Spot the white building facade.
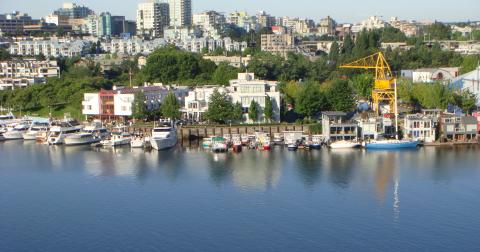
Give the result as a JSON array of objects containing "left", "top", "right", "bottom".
[{"left": 229, "top": 73, "right": 281, "bottom": 123}]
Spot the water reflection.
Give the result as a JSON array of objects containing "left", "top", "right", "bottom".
[{"left": 2, "top": 141, "right": 479, "bottom": 201}]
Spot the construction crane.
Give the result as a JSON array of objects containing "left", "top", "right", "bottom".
[{"left": 340, "top": 52, "right": 396, "bottom": 114}]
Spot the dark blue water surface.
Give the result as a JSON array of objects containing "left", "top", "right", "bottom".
[{"left": 1, "top": 141, "right": 480, "bottom": 251}]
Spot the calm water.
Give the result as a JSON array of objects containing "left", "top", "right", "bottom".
[{"left": 1, "top": 141, "right": 480, "bottom": 251}]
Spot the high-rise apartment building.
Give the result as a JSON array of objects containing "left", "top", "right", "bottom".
[
  {"left": 137, "top": 1, "right": 170, "bottom": 38},
  {"left": 168, "top": 0, "right": 192, "bottom": 27},
  {"left": 53, "top": 3, "right": 93, "bottom": 19}
]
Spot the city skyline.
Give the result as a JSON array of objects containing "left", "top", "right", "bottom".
[{"left": 1, "top": 0, "right": 479, "bottom": 23}]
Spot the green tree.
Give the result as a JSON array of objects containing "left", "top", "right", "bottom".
[
  {"left": 327, "top": 79, "right": 355, "bottom": 111},
  {"left": 233, "top": 102, "right": 243, "bottom": 122},
  {"left": 296, "top": 81, "right": 327, "bottom": 118},
  {"left": 132, "top": 92, "right": 147, "bottom": 120},
  {"left": 248, "top": 100, "right": 259, "bottom": 122},
  {"left": 212, "top": 62, "right": 239, "bottom": 85},
  {"left": 351, "top": 73, "right": 374, "bottom": 99},
  {"left": 342, "top": 35, "right": 354, "bottom": 55},
  {"left": 204, "top": 89, "right": 236, "bottom": 124},
  {"left": 161, "top": 91, "right": 181, "bottom": 120},
  {"left": 425, "top": 22, "right": 452, "bottom": 40},
  {"left": 264, "top": 96, "right": 273, "bottom": 122},
  {"left": 328, "top": 41, "right": 340, "bottom": 63},
  {"left": 454, "top": 91, "right": 477, "bottom": 114}
]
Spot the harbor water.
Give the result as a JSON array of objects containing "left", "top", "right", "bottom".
[{"left": 1, "top": 141, "right": 480, "bottom": 251}]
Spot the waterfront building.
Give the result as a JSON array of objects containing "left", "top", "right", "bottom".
[
  {"left": 322, "top": 112, "right": 358, "bottom": 142},
  {"left": 404, "top": 114, "right": 437, "bottom": 143},
  {"left": 137, "top": 1, "right": 170, "bottom": 38},
  {"left": 473, "top": 111, "right": 480, "bottom": 134},
  {"left": 450, "top": 66, "right": 480, "bottom": 106},
  {"left": 9, "top": 39, "right": 91, "bottom": 57},
  {"left": 357, "top": 117, "right": 382, "bottom": 140},
  {"left": 228, "top": 73, "right": 281, "bottom": 123},
  {"left": 0, "top": 59, "right": 60, "bottom": 90},
  {"left": 180, "top": 85, "right": 225, "bottom": 122},
  {"left": 168, "top": 0, "right": 192, "bottom": 28},
  {"left": 440, "top": 114, "right": 478, "bottom": 142},
  {"left": 82, "top": 85, "right": 189, "bottom": 120}
]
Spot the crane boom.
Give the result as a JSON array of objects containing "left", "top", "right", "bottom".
[
  {"left": 339, "top": 52, "right": 396, "bottom": 114},
  {"left": 340, "top": 52, "right": 395, "bottom": 90}
]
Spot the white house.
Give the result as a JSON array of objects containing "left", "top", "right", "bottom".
[
  {"left": 113, "top": 94, "right": 135, "bottom": 117},
  {"left": 181, "top": 85, "right": 226, "bottom": 122},
  {"left": 228, "top": 73, "right": 281, "bottom": 123},
  {"left": 404, "top": 114, "right": 436, "bottom": 143},
  {"left": 81, "top": 93, "right": 101, "bottom": 116}
]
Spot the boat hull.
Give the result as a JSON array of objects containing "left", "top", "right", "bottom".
[
  {"left": 64, "top": 137, "right": 101, "bottom": 146},
  {"left": 365, "top": 140, "right": 420, "bottom": 150},
  {"left": 150, "top": 137, "right": 176, "bottom": 151}
]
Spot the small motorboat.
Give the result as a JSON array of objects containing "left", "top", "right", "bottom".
[
  {"left": 232, "top": 140, "right": 242, "bottom": 153},
  {"left": 211, "top": 137, "right": 228, "bottom": 153}
]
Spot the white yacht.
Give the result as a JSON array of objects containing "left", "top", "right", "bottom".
[
  {"left": 100, "top": 126, "right": 131, "bottom": 147},
  {"left": 23, "top": 122, "right": 50, "bottom": 140},
  {"left": 47, "top": 120, "right": 84, "bottom": 145},
  {"left": 150, "top": 126, "right": 177, "bottom": 151},
  {"left": 3, "top": 123, "right": 30, "bottom": 140},
  {"left": 329, "top": 140, "right": 361, "bottom": 149},
  {"left": 64, "top": 121, "right": 109, "bottom": 146}
]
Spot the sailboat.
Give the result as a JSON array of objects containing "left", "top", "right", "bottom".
[{"left": 364, "top": 80, "right": 419, "bottom": 150}]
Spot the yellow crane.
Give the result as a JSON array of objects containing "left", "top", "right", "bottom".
[{"left": 340, "top": 52, "right": 396, "bottom": 114}]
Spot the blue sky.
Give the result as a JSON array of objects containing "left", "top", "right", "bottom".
[{"left": 1, "top": 0, "right": 479, "bottom": 23}]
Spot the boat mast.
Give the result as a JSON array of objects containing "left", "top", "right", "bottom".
[{"left": 394, "top": 79, "right": 399, "bottom": 140}]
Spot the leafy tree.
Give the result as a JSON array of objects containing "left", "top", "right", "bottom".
[
  {"left": 212, "top": 62, "right": 239, "bottom": 85},
  {"left": 233, "top": 102, "right": 244, "bottom": 122},
  {"left": 342, "top": 35, "right": 354, "bottom": 55},
  {"left": 380, "top": 27, "right": 407, "bottom": 42},
  {"left": 327, "top": 79, "right": 355, "bottom": 111},
  {"left": 295, "top": 81, "right": 328, "bottom": 118},
  {"left": 264, "top": 97, "right": 273, "bottom": 122},
  {"left": 161, "top": 91, "right": 181, "bottom": 120},
  {"left": 132, "top": 92, "right": 147, "bottom": 120},
  {"left": 351, "top": 73, "right": 374, "bottom": 99},
  {"left": 425, "top": 22, "right": 452, "bottom": 40},
  {"left": 248, "top": 100, "right": 259, "bottom": 122},
  {"left": 453, "top": 91, "right": 477, "bottom": 114},
  {"left": 204, "top": 89, "right": 236, "bottom": 124},
  {"left": 328, "top": 41, "right": 339, "bottom": 62}
]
